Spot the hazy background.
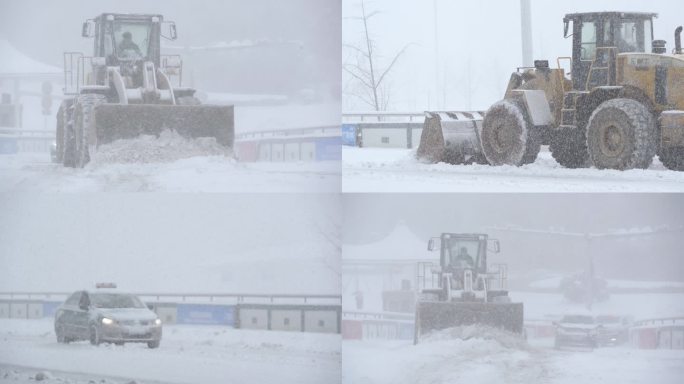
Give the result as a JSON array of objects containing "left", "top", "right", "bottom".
[
  {"left": 0, "top": 194, "right": 341, "bottom": 294},
  {"left": 343, "top": 0, "right": 683, "bottom": 111},
  {"left": 0, "top": 0, "right": 341, "bottom": 101},
  {"left": 343, "top": 194, "right": 684, "bottom": 281}
]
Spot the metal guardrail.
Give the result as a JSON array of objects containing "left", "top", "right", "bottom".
[
  {"left": 0, "top": 292, "right": 342, "bottom": 305},
  {"left": 235, "top": 125, "right": 340, "bottom": 141},
  {"left": 342, "top": 111, "right": 424, "bottom": 123},
  {"left": 633, "top": 316, "right": 684, "bottom": 327},
  {"left": 342, "top": 310, "right": 414, "bottom": 322}
]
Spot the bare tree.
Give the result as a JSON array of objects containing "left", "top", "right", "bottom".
[{"left": 344, "top": 0, "right": 411, "bottom": 111}]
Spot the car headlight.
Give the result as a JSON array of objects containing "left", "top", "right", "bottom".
[
  {"left": 154, "top": 318, "right": 162, "bottom": 326},
  {"left": 101, "top": 317, "right": 114, "bottom": 325}
]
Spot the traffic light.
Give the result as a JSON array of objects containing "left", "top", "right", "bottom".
[{"left": 41, "top": 81, "right": 53, "bottom": 116}]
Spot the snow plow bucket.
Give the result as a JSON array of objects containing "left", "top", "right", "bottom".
[
  {"left": 414, "top": 301, "right": 524, "bottom": 343},
  {"left": 416, "top": 111, "right": 485, "bottom": 164},
  {"left": 94, "top": 104, "right": 234, "bottom": 148}
]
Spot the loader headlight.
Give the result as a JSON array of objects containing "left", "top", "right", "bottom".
[
  {"left": 101, "top": 317, "right": 114, "bottom": 325},
  {"left": 154, "top": 318, "right": 162, "bottom": 326}
]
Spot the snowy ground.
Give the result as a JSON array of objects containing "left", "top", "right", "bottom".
[
  {"left": 0, "top": 153, "right": 340, "bottom": 193},
  {"left": 342, "top": 147, "right": 684, "bottom": 192},
  {"left": 343, "top": 334, "right": 684, "bottom": 384},
  {"left": 0, "top": 319, "right": 340, "bottom": 384}
]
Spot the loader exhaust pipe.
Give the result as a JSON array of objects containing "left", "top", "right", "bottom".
[{"left": 676, "top": 26, "right": 683, "bottom": 55}]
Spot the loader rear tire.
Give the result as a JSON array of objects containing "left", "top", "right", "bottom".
[
  {"left": 481, "top": 100, "right": 540, "bottom": 166},
  {"left": 658, "top": 148, "right": 684, "bottom": 171},
  {"left": 65, "top": 94, "right": 107, "bottom": 168},
  {"left": 549, "top": 126, "right": 591, "bottom": 168},
  {"left": 586, "top": 98, "right": 656, "bottom": 170}
]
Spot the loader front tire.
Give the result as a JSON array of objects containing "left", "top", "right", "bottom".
[
  {"left": 586, "top": 98, "right": 656, "bottom": 170},
  {"left": 481, "top": 100, "right": 540, "bottom": 166},
  {"left": 54, "top": 102, "right": 68, "bottom": 164},
  {"left": 66, "top": 94, "right": 107, "bottom": 168}
]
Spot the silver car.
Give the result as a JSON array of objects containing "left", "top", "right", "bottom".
[{"left": 54, "top": 290, "right": 162, "bottom": 348}]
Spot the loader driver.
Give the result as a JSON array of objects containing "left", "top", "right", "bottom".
[
  {"left": 118, "top": 31, "right": 142, "bottom": 58},
  {"left": 453, "top": 247, "right": 475, "bottom": 269},
  {"left": 446, "top": 246, "right": 475, "bottom": 289}
]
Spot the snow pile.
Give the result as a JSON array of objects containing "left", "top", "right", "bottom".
[
  {"left": 421, "top": 325, "right": 527, "bottom": 350},
  {"left": 91, "top": 130, "right": 233, "bottom": 165}
]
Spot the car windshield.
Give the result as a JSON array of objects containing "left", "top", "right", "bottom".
[
  {"left": 562, "top": 315, "right": 594, "bottom": 324},
  {"left": 90, "top": 293, "right": 145, "bottom": 309}
]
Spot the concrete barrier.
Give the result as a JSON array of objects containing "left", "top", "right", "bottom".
[{"left": 237, "top": 304, "right": 341, "bottom": 333}]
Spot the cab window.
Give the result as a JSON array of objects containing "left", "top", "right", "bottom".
[
  {"left": 617, "top": 19, "right": 652, "bottom": 53},
  {"left": 581, "top": 21, "right": 597, "bottom": 60}
]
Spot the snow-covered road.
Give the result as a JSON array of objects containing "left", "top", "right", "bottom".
[
  {"left": 343, "top": 336, "right": 684, "bottom": 384},
  {"left": 0, "top": 319, "right": 340, "bottom": 384},
  {"left": 342, "top": 147, "right": 684, "bottom": 192},
  {"left": 0, "top": 153, "right": 340, "bottom": 193}
]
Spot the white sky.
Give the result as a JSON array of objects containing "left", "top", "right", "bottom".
[{"left": 342, "top": 0, "right": 683, "bottom": 111}]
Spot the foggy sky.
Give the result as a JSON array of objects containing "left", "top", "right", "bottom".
[
  {"left": 0, "top": 194, "right": 341, "bottom": 293},
  {"left": 343, "top": 0, "right": 683, "bottom": 111},
  {"left": 343, "top": 194, "right": 684, "bottom": 280}
]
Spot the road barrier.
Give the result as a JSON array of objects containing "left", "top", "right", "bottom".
[
  {"left": 630, "top": 317, "right": 684, "bottom": 349},
  {"left": 235, "top": 125, "right": 341, "bottom": 162},
  {"left": 0, "top": 292, "right": 341, "bottom": 334}
]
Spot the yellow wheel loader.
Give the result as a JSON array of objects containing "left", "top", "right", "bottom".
[
  {"left": 54, "top": 13, "right": 234, "bottom": 167},
  {"left": 414, "top": 233, "right": 523, "bottom": 344},
  {"left": 419, "top": 12, "right": 684, "bottom": 171}
]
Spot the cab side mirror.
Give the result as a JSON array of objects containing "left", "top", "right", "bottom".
[
  {"left": 563, "top": 19, "right": 572, "bottom": 38},
  {"left": 162, "top": 22, "right": 177, "bottom": 40},
  {"left": 147, "top": 304, "right": 154, "bottom": 310},
  {"left": 82, "top": 20, "right": 94, "bottom": 38},
  {"left": 79, "top": 302, "right": 89, "bottom": 310},
  {"left": 428, "top": 238, "right": 440, "bottom": 251},
  {"left": 488, "top": 239, "right": 500, "bottom": 253},
  {"left": 170, "top": 24, "right": 177, "bottom": 40}
]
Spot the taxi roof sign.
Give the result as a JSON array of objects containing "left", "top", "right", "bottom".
[{"left": 95, "top": 283, "right": 117, "bottom": 289}]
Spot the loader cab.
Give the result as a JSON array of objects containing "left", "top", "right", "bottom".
[
  {"left": 437, "top": 233, "right": 490, "bottom": 275},
  {"left": 564, "top": 12, "right": 656, "bottom": 91},
  {"left": 87, "top": 13, "right": 176, "bottom": 68}
]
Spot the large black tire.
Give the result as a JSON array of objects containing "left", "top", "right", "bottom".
[
  {"left": 55, "top": 103, "right": 66, "bottom": 163},
  {"left": 549, "top": 125, "right": 591, "bottom": 168},
  {"left": 63, "top": 94, "right": 107, "bottom": 168},
  {"left": 147, "top": 340, "right": 160, "bottom": 349},
  {"left": 658, "top": 148, "right": 684, "bottom": 171},
  {"left": 481, "top": 100, "right": 540, "bottom": 166},
  {"left": 586, "top": 98, "right": 656, "bottom": 170}
]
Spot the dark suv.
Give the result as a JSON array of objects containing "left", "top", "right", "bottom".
[{"left": 54, "top": 289, "right": 162, "bottom": 348}]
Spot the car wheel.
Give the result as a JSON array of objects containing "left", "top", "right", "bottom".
[
  {"left": 89, "top": 325, "right": 101, "bottom": 346},
  {"left": 147, "top": 340, "right": 160, "bottom": 349},
  {"left": 55, "top": 325, "right": 68, "bottom": 343}
]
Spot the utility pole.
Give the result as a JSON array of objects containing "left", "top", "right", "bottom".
[
  {"left": 434, "top": 0, "right": 440, "bottom": 109},
  {"left": 520, "top": 0, "right": 533, "bottom": 67}
]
